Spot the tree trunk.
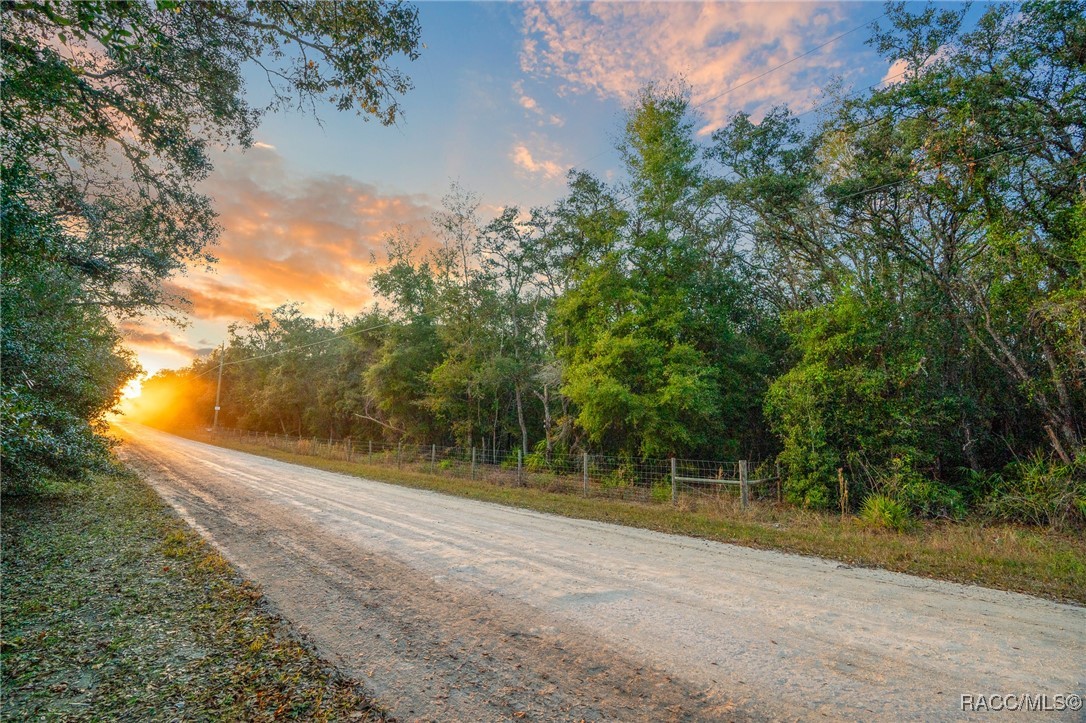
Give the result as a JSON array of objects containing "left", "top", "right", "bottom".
[
  {"left": 542, "top": 384, "right": 553, "bottom": 462},
  {"left": 953, "top": 282, "right": 1078, "bottom": 464},
  {"left": 514, "top": 384, "right": 528, "bottom": 457},
  {"left": 534, "top": 384, "right": 553, "bottom": 462}
]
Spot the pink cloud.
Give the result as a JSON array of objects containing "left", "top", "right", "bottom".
[
  {"left": 511, "top": 142, "right": 566, "bottom": 180},
  {"left": 520, "top": 2, "right": 871, "bottom": 134}
]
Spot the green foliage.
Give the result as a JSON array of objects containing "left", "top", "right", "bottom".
[
  {"left": 556, "top": 84, "right": 772, "bottom": 459},
  {"left": 524, "top": 451, "right": 549, "bottom": 473},
  {"left": 766, "top": 291, "right": 952, "bottom": 509},
  {"left": 600, "top": 465, "right": 635, "bottom": 490},
  {"left": 525, "top": 439, "right": 573, "bottom": 474},
  {"left": 872, "top": 456, "right": 967, "bottom": 520},
  {"left": 500, "top": 451, "right": 520, "bottom": 470},
  {"left": 650, "top": 480, "right": 672, "bottom": 503},
  {"left": 897, "top": 481, "right": 967, "bottom": 521},
  {"left": 983, "top": 454, "right": 1086, "bottom": 530},
  {"left": 1, "top": 248, "right": 138, "bottom": 492},
  {"left": 859, "top": 494, "right": 913, "bottom": 533}
]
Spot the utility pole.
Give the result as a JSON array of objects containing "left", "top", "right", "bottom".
[{"left": 212, "top": 342, "right": 224, "bottom": 431}]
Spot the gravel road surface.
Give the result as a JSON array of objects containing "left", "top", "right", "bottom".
[{"left": 118, "top": 425, "right": 1085, "bottom": 721}]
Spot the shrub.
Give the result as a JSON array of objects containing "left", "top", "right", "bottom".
[
  {"left": 650, "top": 479, "right": 672, "bottom": 503},
  {"left": 524, "top": 451, "right": 549, "bottom": 473},
  {"left": 878, "top": 456, "right": 967, "bottom": 520},
  {"left": 764, "top": 292, "right": 955, "bottom": 511},
  {"left": 983, "top": 453, "right": 1085, "bottom": 529},
  {"left": 899, "top": 479, "right": 967, "bottom": 520},
  {"left": 601, "top": 464, "right": 635, "bottom": 489},
  {"left": 859, "top": 494, "right": 912, "bottom": 532}
]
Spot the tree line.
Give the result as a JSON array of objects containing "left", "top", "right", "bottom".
[{"left": 140, "top": 2, "right": 1085, "bottom": 528}]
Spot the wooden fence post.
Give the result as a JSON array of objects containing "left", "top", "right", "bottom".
[
  {"left": 517, "top": 448, "right": 523, "bottom": 486},
  {"left": 739, "top": 460, "right": 749, "bottom": 509},
  {"left": 583, "top": 452, "right": 589, "bottom": 497},
  {"left": 430, "top": 444, "right": 436, "bottom": 473},
  {"left": 471, "top": 447, "right": 476, "bottom": 480}
]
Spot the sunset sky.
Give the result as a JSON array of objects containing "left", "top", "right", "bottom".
[{"left": 126, "top": 1, "right": 976, "bottom": 379}]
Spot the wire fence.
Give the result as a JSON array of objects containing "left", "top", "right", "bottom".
[{"left": 208, "top": 427, "right": 781, "bottom": 508}]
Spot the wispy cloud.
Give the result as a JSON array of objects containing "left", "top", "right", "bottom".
[
  {"left": 511, "top": 142, "right": 566, "bottom": 180},
  {"left": 120, "top": 322, "right": 212, "bottom": 358},
  {"left": 520, "top": 2, "right": 874, "bottom": 134},
  {"left": 513, "top": 80, "right": 565, "bottom": 127}
]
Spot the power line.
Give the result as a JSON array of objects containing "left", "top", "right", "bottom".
[
  {"left": 223, "top": 318, "right": 395, "bottom": 367},
  {"left": 790, "top": 67, "right": 909, "bottom": 124}
]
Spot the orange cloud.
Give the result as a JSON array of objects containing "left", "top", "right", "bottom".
[
  {"left": 161, "top": 279, "right": 262, "bottom": 322},
  {"left": 520, "top": 2, "right": 867, "bottom": 134},
  {"left": 174, "top": 145, "right": 435, "bottom": 323}
]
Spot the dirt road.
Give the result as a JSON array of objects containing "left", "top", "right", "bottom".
[{"left": 118, "top": 425, "right": 1085, "bottom": 721}]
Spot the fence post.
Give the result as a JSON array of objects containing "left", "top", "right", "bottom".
[
  {"left": 471, "top": 447, "right": 476, "bottom": 480},
  {"left": 739, "top": 460, "right": 749, "bottom": 509},
  {"left": 368, "top": 439, "right": 372, "bottom": 460},
  {"left": 517, "top": 448, "right": 523, "bottom": 485},
  {"left": 347, "top": 439, "right": 353, "bottom": 462},
  {"left": 583, "top": 452, "right": 589, "bottom": 497},
  {"left": 396, "top": 441, "right": 402, "bottom": 468},
  {"left": 430, "top": 444, "right": 436, "bottom": 473},
  {"left": 670, "top": 457, "right": 677, "bottom": 505},
  {"left": 776, "top": 461, "right": 782, "bottom": 503}
]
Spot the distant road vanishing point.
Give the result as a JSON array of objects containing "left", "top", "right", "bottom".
[{"left": 120, "top": 424, "right": 1086, "bottom": 722}]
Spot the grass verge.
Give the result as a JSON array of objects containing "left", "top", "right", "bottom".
[
  {"left": 190, "top": 432, "right": 1085, "bottom": 605},
  {"left": 1, "top": 470, "right": 385, "bottom": 722}
]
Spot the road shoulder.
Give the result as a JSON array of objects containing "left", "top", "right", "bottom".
[{"left": 1, "top": 469, "right": 385, "bottom": 721}]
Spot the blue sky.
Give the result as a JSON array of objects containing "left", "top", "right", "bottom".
[{"left": 126, "top": 1, "right": 977, "bottom": 381}]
